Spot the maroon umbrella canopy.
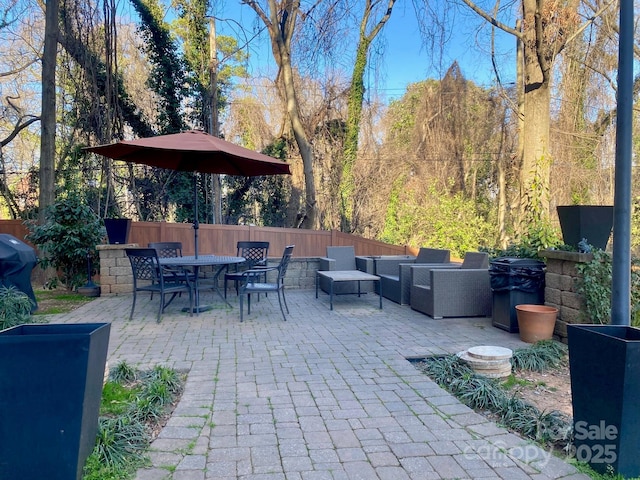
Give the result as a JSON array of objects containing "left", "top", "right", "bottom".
[
  {"left": 84, "top": 130, "right": 291, "bottom": 176},
  {"left": 85, "top": 130, "right": 290, "bottom": 256}
]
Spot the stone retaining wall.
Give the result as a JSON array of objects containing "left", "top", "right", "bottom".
[
  {"left": 539, "top": 249, "right": 593, "bottom": 343},
  {"left": 97, "top": 244, "right": 320, "bottom": 295}
]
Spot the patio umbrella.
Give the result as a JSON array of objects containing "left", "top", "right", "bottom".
[{"left": 85, "top": 130, "right": 291, "bottom": 257}]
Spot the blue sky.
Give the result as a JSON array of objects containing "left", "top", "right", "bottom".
[
  {"left": 213, "top": 1, "right": 517, "bottom": 102},
  {"left": 381, "top": 4, "right": 517, "bottom": 96}
]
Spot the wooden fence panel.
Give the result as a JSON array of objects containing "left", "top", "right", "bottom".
[
  {"left": 0, "top": 220, "right": 410, "bottom": 258},
  {"left": 0, "top": 220, "right": 32, "bottom": 247}
]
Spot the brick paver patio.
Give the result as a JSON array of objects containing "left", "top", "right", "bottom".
[{"left": 48, "top": 288, "right": 587, "bottom": 480}]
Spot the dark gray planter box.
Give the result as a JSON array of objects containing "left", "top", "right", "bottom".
[
  {"left": 557, "top": 205, "right": 613, "bottom": 251},
  {"left": 0, "top": 323, "right": 111, "bottom": 480},
  {"left": 104, "top": 218, "right": 131, "bottom": 244},
  {"left": 568, "top": 324, "right": 640, "bottom": 477}
]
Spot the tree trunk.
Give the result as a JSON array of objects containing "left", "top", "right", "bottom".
[
  {"left": 256, "top": 0, "right": 317, "bottom": 229},
  {"left": 340, "top": 39, "right": 369, "bottom": 232},
  {"left": 460, "top": 0, "right": 583, "bottom": 230},
  {"left": 278, "top": 52, "right": 317, "bottom": 228},
  {"left": 521, "top": 52, "right": 552, "bottom": 221},
  {"left": 340, "top": 0, "right": 395, "bottom": 233},
  {"left": 39, "top": 0, "right": 58, "bottom": 224}
]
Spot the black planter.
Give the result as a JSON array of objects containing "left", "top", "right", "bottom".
[
  {"left": 0, "top": 323, "right": 111, "bottom": 480},
  {"left": 557, "top": 205, "right": 613, "bottom": 251},
  {"left": 78, "top": 285, "right": 101, "bottom": 297},
  {"left": 104, "top": 218, "right": 131, "bottom": 244},
  {"left": 567, "top": 324, "right": 640, "bottom": 477}
]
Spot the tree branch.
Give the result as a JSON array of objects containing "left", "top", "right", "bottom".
[{"left": 460, "top": 0, "right": 522, "bottom": 38}]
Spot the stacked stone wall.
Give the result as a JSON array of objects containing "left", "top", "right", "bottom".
[
  {"left": 97, "top": 244, "right": 320, "bottom": 295},
  {"left": 540, "top": 250, "right": 594, "bottom": 343}
]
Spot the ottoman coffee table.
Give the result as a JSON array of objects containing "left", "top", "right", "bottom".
[{"left": 315, "top": 270, "right": 382, "bottom": 310}]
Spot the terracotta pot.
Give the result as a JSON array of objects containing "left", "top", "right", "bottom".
[{"left": 515, "top": 304, "right": 558, "bottom": 343}]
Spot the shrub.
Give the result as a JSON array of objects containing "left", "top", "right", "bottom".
[
  {"left": 511, "top": 339, "right": 567, "bottom": 372},
  {"left": 0, "top": 286, "right": 34, "bottom": 330},
  {"left": 25, "top": 194, "right": 105, "bottom": 290},
  {"left": 481, "top": 221, "right": 563, "bottom": 260},
  {"left": 576, "top": 249, "right": 640, "bottom": 326},
  {"left": 414, "top": 349, "right": 573, "bottom": 449},
  {"left": 380, "top": 182, "right": 495, "bottom": 258},
  {"left": 84, "top": 362, "right": 185, "bottom": 479}
]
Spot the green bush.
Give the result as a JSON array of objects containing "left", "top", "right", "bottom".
[
  {"left": 83, "top": 362, "right": 185, "bottom": 479},
  {"left": 481, "top": 220, "right": 563, "bottom": 260},
  {"left": 511, "top": 339, "right": 567, "bottom": 372},
  {"left": 380, "top": 182, "right": 495, "bottom": 258},
  {"left": 26, "top": 194, "right": 105, "bottom": 290},
  {"left": 576, "top": 249, "right": 640, "bottom": 326},
  {"left": 0, "top": 286, "right": 34, "bottom": 330}
]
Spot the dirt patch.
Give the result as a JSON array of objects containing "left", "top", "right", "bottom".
[
  {"left": 33, "top": 288, "right": 95, "bottom": 315},
  {"left": 510, "top": 359, "right": 573, "bottom": 417}
]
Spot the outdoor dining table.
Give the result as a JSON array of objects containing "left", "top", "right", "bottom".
[{"left": 160, "top": 255, "right": 245, "bottom": 312}]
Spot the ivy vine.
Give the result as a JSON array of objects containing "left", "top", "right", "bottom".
[{"left": 575, "top": 249, "right": 640, "bottom": 326}]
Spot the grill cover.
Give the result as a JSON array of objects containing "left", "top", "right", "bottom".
[{"left": 0, "top": 234, "right": 38, "bottom": 312}]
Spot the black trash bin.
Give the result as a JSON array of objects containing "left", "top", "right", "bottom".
[
  {"left": 489, "top": 257, "right": 546, "bottom": 332},
  {"left": 0, "top": 234, "right": 38, "bottom": 312}
]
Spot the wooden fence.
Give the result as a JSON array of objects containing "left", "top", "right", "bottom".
[{"left": 0, "top": 219, "right": 413, "bottom": 258}]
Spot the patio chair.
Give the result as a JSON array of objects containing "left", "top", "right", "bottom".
[
  {"left": 148, "top": 241, "right": 183, "bottom": 258},
  {"left": 410, "top": 251, "right": 491, "bottom": 319},
  {"left": 224, "top": 241, "right": 270, "bottom": 298},
  {"left": 238, "top": 245, "right": 294, "bottom": 321},
  {"left": 375, "top": 248, "right": 453, "bottom": 305},
  {"left": 318, "top": 246, "right": 375, "bottom": 295},
  {"left": 148, "top": 241, "right": 196, "bottom": 292},
  {"left": 126, "top": 248, "right": 194, "bottom": 323}
]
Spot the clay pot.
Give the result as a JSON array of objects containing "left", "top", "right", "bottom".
[{"left": 515, "top": 304, "right": 558, "bottom": 343}]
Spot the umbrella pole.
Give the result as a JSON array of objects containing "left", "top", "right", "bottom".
[{"left": 194, "top": 173, "right": 199, "bottom": 258}]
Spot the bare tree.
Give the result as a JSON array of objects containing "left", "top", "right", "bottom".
[
  {"left": 459, "top": 0, "right": 615, "bottom": 229},
  {"left": 241, "top": 0, "right": 318, "bottom": 229},
  {"left": 551, "top": 1, "right": 619, "bottom": 208}
]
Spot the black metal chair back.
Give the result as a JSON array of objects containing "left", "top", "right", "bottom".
[
  {"left": 237, "top": 241, "right": 269, "bottom": 268},
  {"left": 129, "top": 248, "right": 163, "bottom": 282},
  {"left": 225, "top": 241, "right": 270, "bottom": 297},
  {"left": 148, "top": 242, "right": 183, "bottom": 258},
  {"left": 273, "top": 245, "right": 294, "bottom": 286}
]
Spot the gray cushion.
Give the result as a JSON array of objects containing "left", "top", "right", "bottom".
[
  {"left": 415, "top": 248, "right": 450, "bottom": 264},
  {"left": 326, "top": 246, "right": 357, "bottom": 270},
  {"left": 461, "top": 252, "right": 489, "bottom": 269}
]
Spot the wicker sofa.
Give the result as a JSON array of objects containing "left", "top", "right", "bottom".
[
  {"left": 374, "top": 248, "right": 453, "bottom": 305},
  {"left": 410, "top": 252, "right": 491, "bottom": 319},
  {"left": 318, "top": 246, "right": 375, "bottom": 295}
]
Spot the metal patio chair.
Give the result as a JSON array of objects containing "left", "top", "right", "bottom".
[
  {"left": 238, "top": 245, "right": 294, "bottom": 322},
  {"left": 126, "top": 248, "right": 193, "bottom": 323},
  {"left": 224, "top": 241, "right": 270, "bottom": 298}
]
